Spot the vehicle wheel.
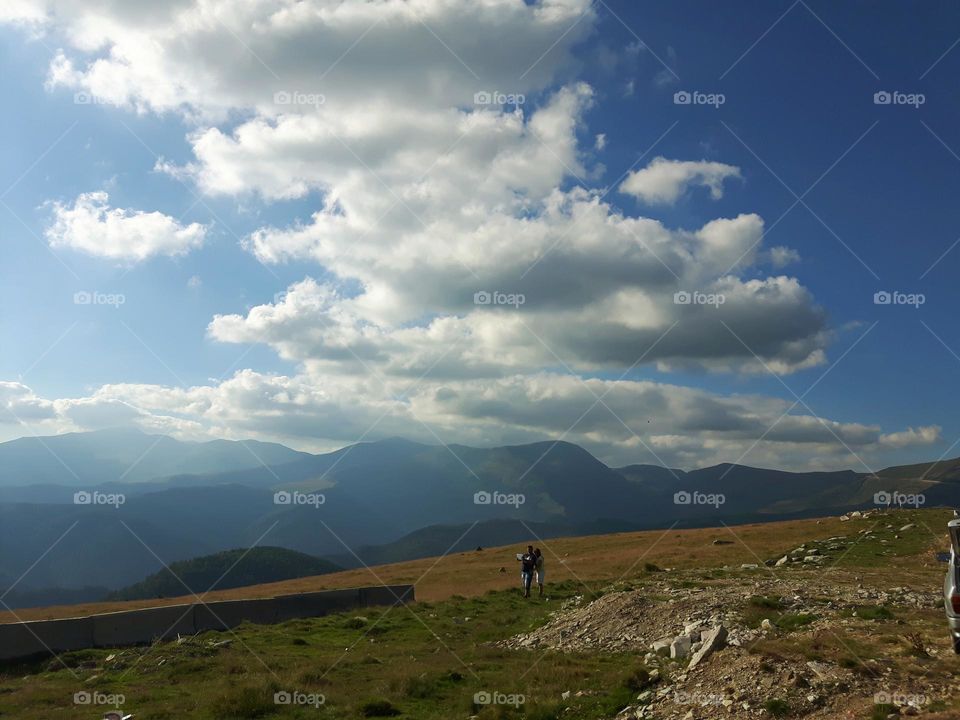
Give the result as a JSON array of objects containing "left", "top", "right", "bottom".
[{"left": 953, "top": 635, "right": 960, "bottom": 655}]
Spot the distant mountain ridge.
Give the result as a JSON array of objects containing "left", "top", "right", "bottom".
[
  {"left": 0, "top": 427, "right": 310, "bottom": 487},
  {"left": 1, "top": 428, "right": 958, "bottom": 605}
]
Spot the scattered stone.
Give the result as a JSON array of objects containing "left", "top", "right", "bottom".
[{"left": 806, "top": 661, "right": 834, "bottom": 681}]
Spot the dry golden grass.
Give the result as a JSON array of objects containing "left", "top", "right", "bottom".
[{"left": 1, "top": 512, "right": 907, "bottom": 623}]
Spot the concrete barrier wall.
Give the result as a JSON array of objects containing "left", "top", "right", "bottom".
[
  {"left": 0, "top": 585, "right": 413, "bottom": 662},
  {"left": 193, "top": 597, "right": 278, "bottom": 632},
  {"left": 274, "top": 589, "right": 361, "bottom": 622},
  {"left": 359, "top": 584, "right": 414, "bottom": 607},
  {"left": 0, "top": 617, "right": 93, "bottom": 660},
  {"left": 92, "top": 603, "right": 195, "bottom": 647}
]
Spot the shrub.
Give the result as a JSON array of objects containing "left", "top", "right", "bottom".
[
  {"left": 624, "top": 666, "right": 652, "bottom": 692},
  {"left": 775, "top": 613, "right": 816, "bottom": 632},
  {"left": 360, "top": 699, "right": 401, "bottom": 717},
  {"left": 763, "top": 698, "right": 791, "bottom": 717},
  {"left": 404, "top": 674, "right": 441, "bottom": 699}
]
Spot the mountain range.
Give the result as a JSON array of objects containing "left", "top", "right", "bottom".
[{"left": 0, "top": 428, "right": 957, "bottom": 608}]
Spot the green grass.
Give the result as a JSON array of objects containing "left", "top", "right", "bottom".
[
  {"left": 826, "top": 509, "right": 948, "bottom": 568},
  {"left": 840, "top": 605, "right": 894, "bottom": 621},
  {"left": 775, "top": 613, "right": 817, "bottom": 632},
  {"left": 0, "top": 580, "right": 644, "bottom": 719},
  {"left": 870, "top": 704, "right": 895, "bottom": 720},
  {"left": 742, "top": 595, "right": 785, "bottom": 628}
]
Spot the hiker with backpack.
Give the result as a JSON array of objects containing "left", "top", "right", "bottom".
[
  {"left": 517, "top": 545, "right": 536, "bottom": 598},
  {"left": 534, "top": 547, "right": 545, "bottom": 597}
]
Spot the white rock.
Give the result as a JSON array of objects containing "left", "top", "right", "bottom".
[
  {"left": 670, "top": 635, "right": 692, "bottom": 659},
  {"left": 688, "top": 626, "right": 728, "bottom": 669},
  {"left": 652, "top": 638, "right": 672, "bottom": 656}
]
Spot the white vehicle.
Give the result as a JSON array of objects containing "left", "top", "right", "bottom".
[{"left": 944, "top": 518, "right": 960, "bottom": 654}]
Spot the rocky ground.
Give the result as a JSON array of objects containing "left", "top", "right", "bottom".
[{"left": 501, "top": 514, "right": 960, "bottom": 719}]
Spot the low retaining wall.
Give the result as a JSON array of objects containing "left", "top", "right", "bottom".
[{"left": 0, "top": 584, "right": 414, "bottom": 662}]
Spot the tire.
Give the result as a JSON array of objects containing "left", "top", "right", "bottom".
[{"left": 953, "top": 634, "right": 960, "bottom": 655}]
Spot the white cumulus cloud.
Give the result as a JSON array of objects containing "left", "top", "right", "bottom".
[
  {"left": 620, "top": 157, "right": 742, "bottom": 205},
  {"left": 45, "top": 191, "right": 207, "bottom": 261}
]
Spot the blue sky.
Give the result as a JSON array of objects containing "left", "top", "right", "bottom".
[{"left": 1, "top": 0, "right": 959, "bottom": 472}]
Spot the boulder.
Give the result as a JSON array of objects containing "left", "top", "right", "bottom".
[
  {"left": 652, "top": 638, "right": 672, "bottom": 656},
  {"left": 688, "top": 625, "right": 728, "bottom": 669},
  {"left": 670, "top": 635, "right": 692, "bottom": 659}
]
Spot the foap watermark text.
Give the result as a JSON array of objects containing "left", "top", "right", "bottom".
[
  {"left": 874, "top": 290, "right": 924, "bottom": 308},
  {"left": 674, "top": 90, "right": 725, "bottom": 108},
  {"left": 474, "top": 690, "right": 525, "bottom": 707},
  {"left": 274, "top": 91, "right": 325, "bottom": 108},
  {"left": 474, "top": 290, "right": 525, "bottom": 308},
  {"left": 873, "top": 90, "right": 925, "bottom": 108},
  {"left": 74, "top": 691, "right": 125, "bottom": 706},
  {"left": 474, "top": 91, "right": 525, "bottom": 106},
  {"left": 674, "top": 290, "right": 725, "bottom": 307},
  {"left": 474, "top": 490, "right": 525, "bottom": 508},
  {"left": 874, "top": 490, "right": 925, "bottom": 508},
  {"left": 74, "top": 290, "right": 125, "bottom": 308},
  {"left": 274, "top": 490, "right": 325, "bottom": 507},
  {"left": 274, "top": 690, "right": 325, "bottom": 708},
  {"left": 74, "top": 490, "right": 125, "bottom": 508},
  {"left": 674, "top": 490, "right": 725, "bottom": 508}
]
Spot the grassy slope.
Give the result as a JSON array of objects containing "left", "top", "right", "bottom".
[
  {"left": 0, "top": 508, "right": 955, "bottom": 719},
  {"left": 0, "top": 511, "right": 905, "bottom": 623}
]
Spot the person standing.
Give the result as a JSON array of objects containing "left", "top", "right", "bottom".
[
  {"left": 517, "top": 545, "right": 536, "bottom": 598},
  {"left": 534, "top": 548, "right": 545, "bottom": 597}
]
